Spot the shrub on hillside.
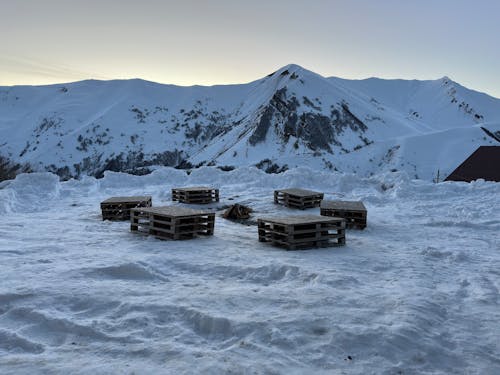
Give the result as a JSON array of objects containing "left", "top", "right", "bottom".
[{"left": 0, "top": 154, "right": 32, "bottom": 182}]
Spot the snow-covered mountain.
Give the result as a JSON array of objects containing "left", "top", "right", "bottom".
[{"left": 1, "top": 64, "right": 499, "bottom": 180}]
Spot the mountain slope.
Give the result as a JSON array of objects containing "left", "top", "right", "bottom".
[{"left": 1, "top": 64, "right": 499, "bottom": 180}]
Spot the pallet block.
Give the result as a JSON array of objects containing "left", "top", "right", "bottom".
[
  {"left": 258, "top": 215, "right": 345, "bottom": 250},
  {"left": 171, "top": 186, "right": 219, "bottom": 204},
  {"left": 320, "top": 200, "right": 367, "bottom": 229},
  {"left": 130, "top": 206, "right": 215, "bottom": 240},
  {"left": 101, "top": 196, "right": 152, "bottom": 221},
  {"left": 274, "top": 188, "right": 324, "bottom": 209}
]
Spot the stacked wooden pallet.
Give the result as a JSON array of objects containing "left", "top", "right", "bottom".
[
  {"left": 320, "top": 200, "right": 367, "bottom": 229},
  {"left": 258, "top": 215, "right": 345, "bottom": 250},
  {"left": 274, "top": 188, "right": 324, "bottom": 209},
  {"left": 130, "top": 206, "right": 215, "bottom": 240},
  {"left": 100, "top": 196, "right": 152, "bottom": 221},
  {"left": 172, "top": 186, "right": 219, "bottom": 204}
]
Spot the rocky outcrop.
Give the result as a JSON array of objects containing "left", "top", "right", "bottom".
[{"left": 248, "top": 87, "right": 368, "bottom": 153}]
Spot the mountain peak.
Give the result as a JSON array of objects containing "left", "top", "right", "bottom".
[
  {"left": 440, "top": 76, "right": 454, "bottom": 85},
  {"left": 279, "top": 63, "right": 306, "bottom": 72},
  {"left": 267, "top": 64, "right": 315, "bottom": 79}
]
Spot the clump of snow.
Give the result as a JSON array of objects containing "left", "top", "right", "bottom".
[
  {"left": 0, "top": 167, "right": 499, "bottom": 373},
  {"left": 0, "top": 172, "right": 60, "bottom": 213}
]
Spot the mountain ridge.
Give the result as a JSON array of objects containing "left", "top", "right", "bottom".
[{"left": 1, "top": 64, "right": 499, "bottom": 180}]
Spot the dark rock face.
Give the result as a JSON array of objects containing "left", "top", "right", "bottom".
[
  {"left": 332, "top": 103, "right": 368, "bottom": 134},
  {"left": 49, "top": 149, "right": 188, "bottom": 179},
  {"left": 248, "top": 106, "right": 275, "bottom": 146},
  {"left": 0, "top": 154, "right": 32, "bottom": 182},
  {"left": 249, "top": 87, "right": 300, "bottom": 146},
  {"left": 93, "top": 149, "right": 187, "bottom": 178},
  {"left": 480, "top": 127, "right": 500, "bottom": 143},
  {"left": 248, "top": 87, "right": 368, "bottom": 153},
  {"left": 288, "top": 113, "right": 337, "bottom": 152}
]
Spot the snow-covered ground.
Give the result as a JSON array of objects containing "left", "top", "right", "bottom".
[{"left": 0, "top": 167, "right": 499, "bottom": 374}]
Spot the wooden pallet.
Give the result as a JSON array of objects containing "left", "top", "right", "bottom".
[
  {"left": 320, "top": 200, "right": 367, "bottom": 229},
  {"left": 274, "top": 188, "right": 324, "bottom": 209},
  {"left": 258, "top": 215, "right": 345, "bottom": 250},
  {"left": 101, "top": 196, "right": 152, "bottom": 221},
  {"left": 171, "top": 186, "right": 219, "bottom": 204},
  {"left": 130, "top": 206, "right": 215, "bottom": 240}
]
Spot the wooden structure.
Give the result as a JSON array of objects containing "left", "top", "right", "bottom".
[
  {"left": 130, "top": 206, "right": 215, "bottom": 240},
  {"left": 223, "top": 204, "right": 252, "bottom": 220},
  {"left": 258, "top": 215, "right": 345, "bottom": 250},
  {"left": 445, "top": 146, "right": 500, "bottom": 182},
  {"left": 101, "top": 196, "right": 152, "bottom": 221},
  {"left": 274, "top": 188, "right": 324, "bottom": 209},
  {"left": 172, "top": 186, "right": 219, "bottom": 204},
  {"left": 320, "top": 200, "right": 367, "bottom": 229}
]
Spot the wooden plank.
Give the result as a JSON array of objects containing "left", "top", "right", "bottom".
[
  {"left": 275, "top": 188, "right": 323, "bottom": 197},
  {"left": 320, "top": 200, "right": 366, "bottom": 212},
  {"left": 101, "top": 196, "right": 152, "bottom": 204}
]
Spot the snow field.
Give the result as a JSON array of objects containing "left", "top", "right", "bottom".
[{"left": 0, "top": 167, "right": 499, "bottom": 374}]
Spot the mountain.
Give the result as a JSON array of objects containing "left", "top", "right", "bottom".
[{"left": 1, "top": 64, "right": 499, "bottom": 180}]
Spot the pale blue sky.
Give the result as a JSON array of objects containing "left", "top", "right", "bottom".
[{"left": 1, "top": 0, "right": 499, "bottom": 97}]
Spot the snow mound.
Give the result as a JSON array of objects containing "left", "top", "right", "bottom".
[{"left": 0, "top": 173, "right": 60, "bottom": 213}]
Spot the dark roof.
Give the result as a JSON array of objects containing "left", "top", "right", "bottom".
[{"left": 445, "top": 146, "right": 500, "bottom": 182}]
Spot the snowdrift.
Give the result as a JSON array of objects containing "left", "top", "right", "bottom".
[{"left": 0, "top": 167, "right": 499, "bottom": 374}]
